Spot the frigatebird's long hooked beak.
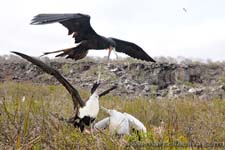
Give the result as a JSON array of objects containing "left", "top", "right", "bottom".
[{"left": 107, "top": 46, "right": 113, "bottom": 66}]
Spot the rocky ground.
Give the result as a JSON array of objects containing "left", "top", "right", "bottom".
[{"left": 0, "top": 55, "right": 224, "bottom": 100}]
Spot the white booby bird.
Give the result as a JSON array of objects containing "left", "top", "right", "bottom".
[
  {"left": 11, "top": 51, "right": 117, "bottom": 132},
  {"left": 95, "top": 107, "right": 147, "bottom": 139}
]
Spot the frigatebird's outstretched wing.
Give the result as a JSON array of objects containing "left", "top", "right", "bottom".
[
  {"left": 31, "top": 13, "right": 155, "bottom": 62},
  {"left": 31, "top": 13, "right": 98, "bottom": 43},
  {"left": 11, "top": 51, "right": 85, "bottom": 108},
  {"left": 111, "top": 38, "right": 156, "bottom": 62}
]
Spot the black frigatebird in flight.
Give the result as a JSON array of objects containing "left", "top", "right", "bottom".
[{"left": 31, "top": 13, "right": 156, "bottom": 63}]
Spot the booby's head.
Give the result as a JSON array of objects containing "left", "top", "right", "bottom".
[{"left": 89, "top": 91, "right": 99, "bottom": 100}]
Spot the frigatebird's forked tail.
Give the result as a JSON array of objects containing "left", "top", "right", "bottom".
[
  {"left": 40, "top": 46, "right": 89, "bottom": 61},
  {"left": 11, "top": 51, "right": 85, "bottom": 108}
]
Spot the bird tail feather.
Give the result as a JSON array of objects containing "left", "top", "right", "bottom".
[
  {"left": 40, "top": 48, "right": 70, "bottom": 57},
  {"left": 40, "top": 46, "right": 88, "bottom": 61}
]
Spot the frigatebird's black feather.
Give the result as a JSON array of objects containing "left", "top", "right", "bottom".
[
  {"left": 11, "top": 51, "right": 85, "bottom": 108},
  {"left": 31, "top": 13, "right": 98, "bottom": 43},
  {"left": 111, "top": 38, "right": 156, "bottom": 62},
  {"left": 31, "top": 14, "right": 84, "bottom": 25}
]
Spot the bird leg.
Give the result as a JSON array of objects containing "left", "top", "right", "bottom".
[
  {"left": 90, "top": 122, "right": 95, "bottom": 135},
  {"left": 113, "top": 48, "right": 119, "bottom": 59},
  {"left": 107, "top": 47, "right": 113, "bottom": 66},
  {"left": 84, "top": 129, "right": 91, "bottom": 134},
  {"left": 83, "top": 125, "right": 95, "bottom": 135}
]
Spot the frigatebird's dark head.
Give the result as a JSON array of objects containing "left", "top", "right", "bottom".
[{"left": 107, "top": 38, "right": 116, "bottom": 49}]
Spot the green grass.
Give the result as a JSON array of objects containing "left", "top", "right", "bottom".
[{"left": 0, "top": 81, "right": 224, "bottom": 149}]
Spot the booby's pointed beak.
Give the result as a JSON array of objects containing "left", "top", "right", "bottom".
[{"left": 108, "top": 47, "right": 112, "bottom": 58}]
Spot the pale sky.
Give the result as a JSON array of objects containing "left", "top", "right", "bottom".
[{"left": 0, "top": 0, "right": 225, "bottom": 61}]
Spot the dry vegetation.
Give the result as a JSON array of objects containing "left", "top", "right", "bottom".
[{"left": 0, "top": 81, "right": 224, "bottom": 149}]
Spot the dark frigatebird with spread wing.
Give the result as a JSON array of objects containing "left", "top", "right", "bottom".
[
  {"left": 31, "top": 13, "right": 156, "bottom": 63},
  {"left": 12, "top": 51, "right": 117, "bottom": 132}
]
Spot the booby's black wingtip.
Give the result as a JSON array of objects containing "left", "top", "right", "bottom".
[
  {"left": 151, "top": 59, "right": 156, "bottom": 63},
  {"left": 99, "top": 85, "right": 117, "bottom": 97},
  {"left": 11, "top": 51, "right": 22, "bottom": 56},
  {"left": 91, "top": 82, "right": 101, "bottom": 94},
  {"left": 11, "top": 51, "right": 30, "bottom": 59},
  {"left": 11, "top": 51, "right": 17, "bottom": 54},
  {"left": 147, "top": 56, "right": 156, "bottom": 63}
]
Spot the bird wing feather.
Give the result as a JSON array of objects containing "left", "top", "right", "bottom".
[
  {"left": 11, "top": 51, "right": 85, "bottom": 108},
  {"left": 94, "top": 117, "right": 110, "bottom": 130},
  {"left": 91, "top": 82, "right": 101, "bottom": 94},
  {"left": 123, "top": 112, "right": 147, "bottom": 133},
  {"left": 99, "top": 85, "right": 117, "bottom": 97},
  {"left": 111, "top": 38, "right": 156, "bottom": 62},
  {"left": 31, "top": 13, "right": 98, "bottom": 43}
]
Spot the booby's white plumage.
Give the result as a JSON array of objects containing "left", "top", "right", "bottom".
[
  {"left": 78, "top": 92, "right": 99, "bottom": 119},
  {"left": 123, "top": 113, "right": 147, "bottom": 133},
  {"left": 95, "top": 107, "right": 146, "bottom": 135},
  {"left": 94, "top": 117, "right": 110, "bottom": 130},
  {"left": 107, "top": 109, "right": 130, "bottom": 135}
]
